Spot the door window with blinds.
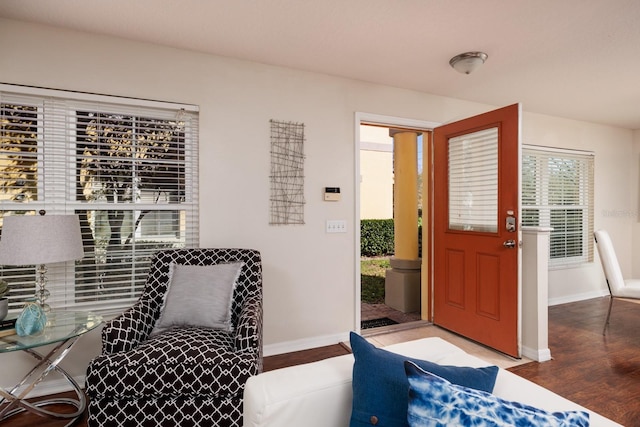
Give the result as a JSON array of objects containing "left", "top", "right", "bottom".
[
  {"left": 448, "top": 127, "right": 498, "bottom": 233},
  {"left": 0, "top": 85, "right": 199, "bottom": 313},
  {"left": 522, "top": 147, "right": 594, "bottom": 266}
]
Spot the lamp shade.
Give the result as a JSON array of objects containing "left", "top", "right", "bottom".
[{"left": 0, "top": 214, "right": 84, "bottom": 266}]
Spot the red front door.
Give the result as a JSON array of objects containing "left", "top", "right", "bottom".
[{"left": 433, "top": 104, "right": 520, "bottom": 357}]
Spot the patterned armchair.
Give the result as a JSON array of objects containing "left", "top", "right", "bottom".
[{"left": 85, "top": 248, "right": 263, "bottom": 427}]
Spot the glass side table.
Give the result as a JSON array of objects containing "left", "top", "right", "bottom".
[{"left": 0, "top": 310, "right": 102, "bottom": 425}]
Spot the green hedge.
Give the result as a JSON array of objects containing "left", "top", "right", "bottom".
[
  {"left": 360, "top": 219, "right": 422, "bottom": 257},
  {"left": 361, "top": 219, "right": 395, "bottom": 256}
]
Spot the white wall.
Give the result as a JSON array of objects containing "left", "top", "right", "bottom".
[
  {"left": 522, "top": 113, "right": 635, "bottom": 304},
  {"left": 0, "top": 18, "right": 634, "bottom": 393}
]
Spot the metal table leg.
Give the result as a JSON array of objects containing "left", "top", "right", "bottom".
[{"left": 0, "top": 335, "right": 86, "bottom": 425}]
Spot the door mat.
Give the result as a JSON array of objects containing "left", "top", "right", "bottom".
[{"left": 361, "top": 317, "right": 398, "bottom": 330}]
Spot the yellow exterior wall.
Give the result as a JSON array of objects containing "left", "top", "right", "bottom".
[
  {"left": 360, "top": 150, "right": 393, "bottom": 219},
  {"left": 360, "top": 125, "right": 393, "bottom": 219}
]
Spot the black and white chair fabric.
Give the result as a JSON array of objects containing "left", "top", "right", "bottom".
[{"left": 86, "top": 248, "right": 263, "bottom": 427}]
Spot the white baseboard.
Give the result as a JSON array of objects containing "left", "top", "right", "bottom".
[
  {"left": 263, "top": 331, "right": 351, "bottom": 357},
  {"left": 9, "top": 375, "right": 86, "bottom": 399},
  {"left": 548, "top": 290, "right": 608, "bottom": 306},
  {"left": 521, "top": 346, "right": 552, "bottom": 362}
]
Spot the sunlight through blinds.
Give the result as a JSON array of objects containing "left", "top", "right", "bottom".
[{"left": 0, "top": 84, "right": 199, "bottom": 313}]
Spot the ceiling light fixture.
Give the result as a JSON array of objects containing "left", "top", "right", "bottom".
[{"left": 449, "top": 51, "right": 488, "bottom": 75}]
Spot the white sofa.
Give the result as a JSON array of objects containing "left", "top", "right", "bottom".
[{"left": 244, "top": 337, "right": 620, "bottom": 426}]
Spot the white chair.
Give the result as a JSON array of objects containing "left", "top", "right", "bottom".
[{"left": 594, "top": 229, "right": 640, "bottom": 334}]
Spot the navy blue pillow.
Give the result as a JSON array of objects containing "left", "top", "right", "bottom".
[{"left": 349, "top": 331, "right": 499, "bottom": 427}]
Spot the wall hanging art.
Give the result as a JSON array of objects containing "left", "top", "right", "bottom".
[{"left": 269, "top": 119, "right": 305, "bottom": 225}]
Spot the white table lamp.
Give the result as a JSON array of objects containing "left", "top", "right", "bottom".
[{"left": 0, "top": 212, "right": 84, "bottom": 312}]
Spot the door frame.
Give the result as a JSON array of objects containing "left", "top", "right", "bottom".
[{"left": 354, "top": 112, "right": 439, "bottom": 332}]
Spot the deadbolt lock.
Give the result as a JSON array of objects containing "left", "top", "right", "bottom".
[{"left": 506, "top": 210, "right": 516, "bottom": 232}]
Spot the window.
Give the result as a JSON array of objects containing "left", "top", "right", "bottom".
[
  {"left": 0, "top": 84, "right": 199, "bottom": 313},
  {"left": 448, "top": 127, "right": 498, "bottom": 232},
  {"left": 522, "top": 147, "right": 594, "bottom": 266}
]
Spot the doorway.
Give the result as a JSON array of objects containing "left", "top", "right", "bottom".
[
  {"left": 355, "top": 106, "right": 521, "bottom": 357},
  {"left": 356, "top": 113, "right": 438, "bottom": 332}
]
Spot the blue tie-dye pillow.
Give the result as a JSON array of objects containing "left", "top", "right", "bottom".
[{"left": 405, "top": 361, "right": 590, "bottom": 427}]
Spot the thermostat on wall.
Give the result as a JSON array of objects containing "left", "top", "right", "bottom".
[{"left": 324, "top": 187, "right": 341, "bottom": 201}]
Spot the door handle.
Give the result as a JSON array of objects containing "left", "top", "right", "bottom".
[{"left": 503, "top": 240, "right": 517, "bottom": 249}]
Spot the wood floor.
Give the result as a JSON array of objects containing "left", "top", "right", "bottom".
[
  {"left": 510, "top": 296, "right": 640, "bottom": 426},
  {"left": 2, "top": 297, "right": 638, "bottom": 426}
]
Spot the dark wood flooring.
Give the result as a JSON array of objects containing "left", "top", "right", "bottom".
[
  {"left": 510, "top": 296, "right": 640, "bottom": 426},
  {"left": 2, "top": 297, "right": 638, "bottom": 426}
]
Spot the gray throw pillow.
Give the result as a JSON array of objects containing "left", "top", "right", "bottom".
[{"left": 152, "top": 262, "right": 244, "bottom": 335}]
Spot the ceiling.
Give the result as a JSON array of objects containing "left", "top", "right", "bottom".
[{"left": 2, "top": 0, "right": 640, "bottom": 129}]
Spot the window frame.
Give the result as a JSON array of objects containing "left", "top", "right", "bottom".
[{"left": 521, "top": 145, "right": 594, "bottom": 267}]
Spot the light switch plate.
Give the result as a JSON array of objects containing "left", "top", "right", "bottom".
[{"left": 326, "top": 220, "right": 347, "bottom": 233}]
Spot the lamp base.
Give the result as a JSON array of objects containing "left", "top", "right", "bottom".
[{"left": 36, "top": 264, "right": 51, "bottom": 312}]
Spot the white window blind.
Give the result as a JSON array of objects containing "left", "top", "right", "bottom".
[
  {"left": 522, "top": 147, "right": 594, "bottom": 266},
  {"left": 448, "top": 127, "right": 498, "bottom": 232},
  {"left": 0, "top": 84, "right": 199, "bottom": 313}
]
